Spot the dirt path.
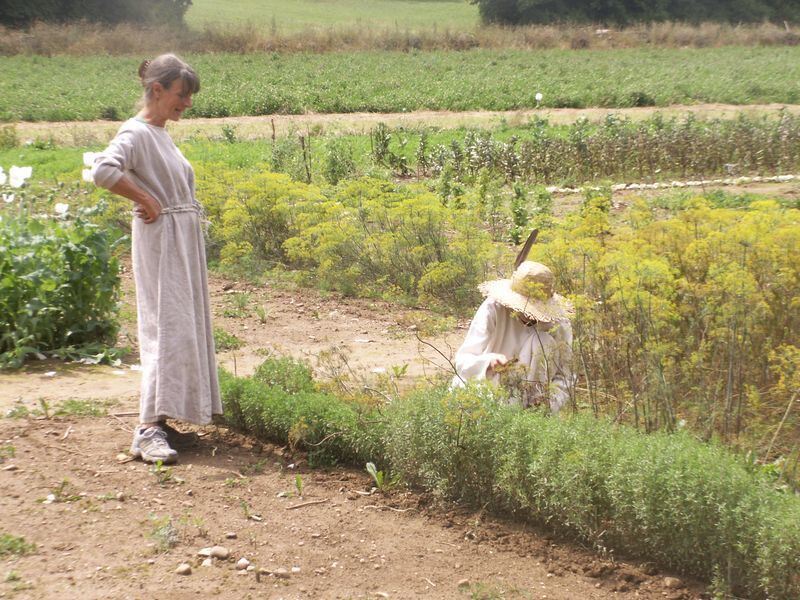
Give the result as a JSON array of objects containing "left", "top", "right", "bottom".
[
  {"left": 0, "top": 271, "right": 704, "bottom": 599},
  {"left": 13, "top": 103, "right": 800, "bottom": 146},
  {"left": 0, "top": 417, "right": 700, "bottom": 600},
  {"left": 0, "top": 264, "right": 464, "bottom": 415}
]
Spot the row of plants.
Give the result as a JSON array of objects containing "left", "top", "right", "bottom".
[
  {"left": 10, "top": 110, "right": 800, "bottom": 192},
  {"left": 265, "top": 112, "right": 800, "bottom": 187},
  {"left": 219, "top": 357, "right": 800, "bottom": 599},
  {"left": 3, "top": 47, "right": 800, "bottom": 121},
  {"left": 201, "top": 173, "right": 499, "bottom": 311}
]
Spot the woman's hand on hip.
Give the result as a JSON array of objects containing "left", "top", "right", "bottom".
[{"left": 135, "top": 196, "right": 162, "bottom": 224}]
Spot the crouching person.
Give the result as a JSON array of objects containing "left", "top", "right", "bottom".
[{"left": 452, "top": 262, "right": 575, "bottom": 413}]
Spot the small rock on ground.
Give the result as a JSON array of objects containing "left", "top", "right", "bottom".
[{"left": 175, "top": 563, "right": 192, "bottom": 575}]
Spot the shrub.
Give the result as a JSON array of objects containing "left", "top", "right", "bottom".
[
  {"left": 0, "top": 202, "right": 122, "bottom": 367},
  {"left": 220, "top": 362, "right": 800, "bottom": 599},
  {"left": 282, "top": 177, "right": 493, "bottom": 310},
  {"left": 531, "top": 198, "right": 800, "bottom": 453}
]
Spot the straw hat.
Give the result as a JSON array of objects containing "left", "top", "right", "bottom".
[{"left": 478, "top": 261, "right": 573, "bottom": 324}]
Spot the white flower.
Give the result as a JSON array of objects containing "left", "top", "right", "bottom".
[
  {"left": 82, "top": 169, "right": 94, "bottom": 183},
  {"left": 83, "top": 152, "right": 100, "bottom": 167},
  {"left": 9, "top": 165, "right": 32, "bottom": 188},
  {"left": 0, "top": 166, "right": 6, "bottom": 186},
  {"left": 535, "top": 92, "right": 543, "bottom": 103},
  {"left": 54, "top": 202, "right": 69, "bottom": 215},
  {"left": 2, "top": 193, "right": 14, "bottom": 203}
]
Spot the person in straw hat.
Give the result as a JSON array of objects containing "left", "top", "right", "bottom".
[{"left": 452, "top": 261, "right": 575, "bottom": 413}]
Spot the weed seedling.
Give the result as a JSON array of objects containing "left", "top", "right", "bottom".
[
  {"left": 0, "top": 534, "right": 35, "bottom": 557},
  {"left": 224, "top": 476, "right": 247, "bottom": 488},
  {"left": 150, "top": 460, "right": 175, "bottom": 486},
  {"left": 0, "top": 445, "right": 15, "bottom": 463},
  {"left": 255, "top": 305, "right": 270, "bottom": 324},
  {"left": 366, "top": 462, "right": 398, "bottom": 492},
  {"left": 44, "top": 479, "right": 81, "bottom": 503},
  {"left": 240, "top": 458, "right": 267, "bottom": 476},
  {"left": 38, "top": 398, "right": 51, "bottom": 419},
  {"left": 148, "top": 514, "right": 179, "bottom": 552},
  {"left": 295, "top": 474, "right": 304, "bottom": 498}
]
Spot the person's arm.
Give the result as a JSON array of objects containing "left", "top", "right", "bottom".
[
  {"left": 92, "top": 129, "right": 161, "bottom": 223},
  {"left": 454, "top": 300, "right": 507, "bottom": 383},
  {"left": 108, "top": 176, "right": 161, "bottom": 223},
  {"left": 546, "top": 320, "right": 575, "bottom": 414}
]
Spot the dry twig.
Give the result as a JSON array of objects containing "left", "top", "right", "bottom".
[{"left": 287, "top": 498, "right": 329, "bottom": 510}]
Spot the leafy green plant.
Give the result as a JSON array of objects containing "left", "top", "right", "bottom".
[
  {"left": 213, "top": 327, "right": 243, "bottom": 351},
  {"left": 221, "top": 124, "right": 238, "bottom": 144},
  {"left": 0, "top": 199, "right": 122, "bottom": 368},
  {"left": 294, "top": 474, "right": 304, "bottom": 497},
  {"left": 365, "top": 461, "right": 397, "bottom": 492}
]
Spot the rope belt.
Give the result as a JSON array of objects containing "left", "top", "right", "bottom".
[
  {"left": 160, "top": 202, "right": 202, "bottom": 215},
  {"left": 158, "top": 202, "right": 210, "bottom": 231}
]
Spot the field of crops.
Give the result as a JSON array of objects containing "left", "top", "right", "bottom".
[
  {"left": 2, "top": 47, "right": 800, "bottom": 121},
  {"left": 7, "top": 111, "right": 800, "bottom": 189},
  {"left": 186, "top": 0, "right": 478, "bottom": 30}
]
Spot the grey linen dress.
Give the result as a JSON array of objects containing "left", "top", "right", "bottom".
[{"left": 93, "top": 118, "right": 222, "bottom": 424}]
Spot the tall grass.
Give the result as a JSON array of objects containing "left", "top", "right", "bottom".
[
  {"left": 220, "top": 360, "right": 800, "bottom": 599},
  {"left": 2, "top": 21, "right": 799, "bottom": 56}
]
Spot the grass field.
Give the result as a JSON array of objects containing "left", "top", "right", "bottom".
[
  {"left": 185, "top": 0, "right": 478, "bottom": 31},
  {"left": 2, "top": 47, "right": 799, "bottom": 122}
]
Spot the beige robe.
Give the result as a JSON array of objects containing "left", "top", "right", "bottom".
[
  {"left": 93, "top": 118, "right": 221, "bottom": 424},
  {"left": 453, "top": 299, "right": 574, "bottom": 413}
]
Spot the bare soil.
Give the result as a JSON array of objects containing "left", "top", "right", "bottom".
[{"left": 0, "top": 270, "right": 707, "bottom": 600}]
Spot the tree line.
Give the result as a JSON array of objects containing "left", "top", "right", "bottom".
[
  {"left": 472, "top": 0, "right": 800, "bottom": 25},
  {"left": 0, "top": 0, "right": 191, "bottom": 27}
]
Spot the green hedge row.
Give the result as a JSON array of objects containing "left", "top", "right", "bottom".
[
  {"left": 0, "top": 0, "right": 190, "bottom": 27},
  {"left": 220, "top": 357, "right": 800, "bottom": 599},
  {"left": 473, "top": 0, "right": 800, "bottom": 26}
]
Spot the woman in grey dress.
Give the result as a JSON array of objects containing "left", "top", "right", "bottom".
[{"left": 92, "top": 54, "right": 222, "bottom": 463}]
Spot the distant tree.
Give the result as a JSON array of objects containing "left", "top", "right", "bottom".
[
  {"left": 0, "top": 0, "right": 192, "bottom": 28},
  {"left": 472, "top": 0, "right": 800, "bottom": 25}
]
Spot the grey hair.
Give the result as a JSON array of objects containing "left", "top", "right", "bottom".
[{"left": 137, "top": 53, "right": 200, "bottom": 107}]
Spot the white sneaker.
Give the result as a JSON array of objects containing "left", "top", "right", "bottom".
[{"left": 130, "top": 426, "right": 178, "bottom": 464}]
